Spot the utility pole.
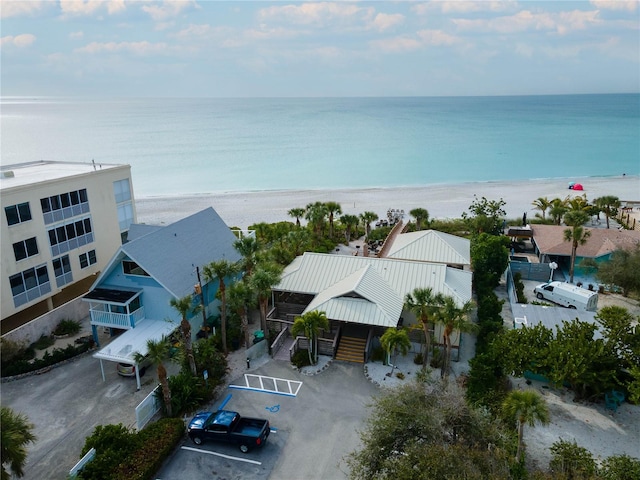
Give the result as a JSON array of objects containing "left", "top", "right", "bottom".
[{"left": 196, "top": 266, "right": 209, "bottom": 337}]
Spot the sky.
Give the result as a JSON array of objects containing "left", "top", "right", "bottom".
[{"left": 1, "top": 0, "right": 638, "bottom": 97}]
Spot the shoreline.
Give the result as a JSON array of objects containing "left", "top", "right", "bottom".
[{"left": 135, "top": 175, "right": 640, "bottom": 229}]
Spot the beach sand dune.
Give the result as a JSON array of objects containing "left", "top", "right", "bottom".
[{"left": 135, "top": 176, "right": 639, "bottom": 229}]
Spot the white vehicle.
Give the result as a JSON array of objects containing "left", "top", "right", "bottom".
[{"left": 533, "top": 281, "right": 598, "bottom": 311}]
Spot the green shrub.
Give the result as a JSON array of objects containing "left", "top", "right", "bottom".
[
  {"left": 113, "top": 418, "right": 184, "bottom": 480},
  {"left": 32, "top": 334, "right": 54, "bottom": 350},
  {"left": 430, "top": 347, "right": 443, "bottom": 369},
  {"left": 193, "top": 336, "right": 227, "bottom": 386},
  {"left": 53, "top": 319, "right": 82, "bottom": 336},
  {"left": 413, "top": 353, "right": 424, "bottom": 365},
  {"left": 1, "top": 342, "right": 92, "bottom": 377},
  {"left": 549, "top": 439, "right": 597, "bottom": 479},
  {"left": 0, "top": 338, "right": 25, "bottom": 363},
  {"left": 78, "top": 419, "right": 185, "bottom": 480},
  {"left": 291, "top": 349, "right": 311, "bottom": 368},
  {"left": 395, "top": 372, "right": 405, "bottom": 380},
  {"left": 513, "top": 272, "right": 528, "bottom": 304},
  {"left": 599, "top": 454, "right": 640, "bottom": 480},
  {"left": 167, "top": 371, "right": 209, "bottom": 417}
]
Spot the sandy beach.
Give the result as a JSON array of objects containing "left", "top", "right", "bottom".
[{"left": 136, "top": 175, "right": 639, "bottom": 228}]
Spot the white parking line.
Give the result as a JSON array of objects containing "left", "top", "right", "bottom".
[
  {"left": 229, "top": 374, "right": 303, "bottom": 397},
  {"left": 181, "top": 446, "right": 262, "bottom": 465}
]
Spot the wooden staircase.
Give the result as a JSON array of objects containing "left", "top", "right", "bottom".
[{"left": 335, "top": 336, "right": 366, "bottom": 363}]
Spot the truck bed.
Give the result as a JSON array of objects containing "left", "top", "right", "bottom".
[{"left": 233, "top": 417, "right": 268, "bottom": 437}]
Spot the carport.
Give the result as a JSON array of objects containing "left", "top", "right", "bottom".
[
  {"left": 511, "top": 304, "right": 602, "bottom": 339},
  {"left": 93, "top": 319, "right": 179, "bottom": 390}
]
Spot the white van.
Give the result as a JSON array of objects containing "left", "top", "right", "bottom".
[{"left": 533, "top": 281, "right": 598, "bottom": 311}]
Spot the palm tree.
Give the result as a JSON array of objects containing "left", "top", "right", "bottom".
[
  {"left": 288, "top": 207, "right": 306, "bottom": 227},
  {"left": 234, "top": 235, "right": 259, "bottom": 276},
  {"left": 502, "top": 390, "right": 550, "bottom": 463},
  {"left": 291, "top": 310, "right": 329, "bottom": 365},
  {"left": 1, "top": 406, "right": 36, "bottom": 480},
  {"left": 227, "top": 280, "right": 255, "bottom": 348},
  {"left": 433, "top": 296, "right": 475, "bottom": 379},
  {"left": 249, "top": 262, "right": 283, "bottom": 334},
  {"left": 531, "top": 197, "right": 551, "bottom": 220},
  {"left": 169, "top": 295, "right": 198, "bottom": 375},
  {"left": 325, "top": 201, "right": 342, "bottom": 238},
  {"left": 409, "top": 208, "right": 430, "bottom": 230},
  {"left": 404, "top": 287, "right": 443, "bottom": 367},
  {"left": 380, "top": 327, "right": 411, "bottom": 375},
  {"left": 339, "top": 214, "right": 360, "bottom": 243},
  {"left": 567, "top": 194, "right": 590, "bottom": 213},
  {"left": 594, "top": 195, "right": 621, "bottom": 229},
  {"left": 549, "top": 197, "right": 569, "bottom": 225},
  {"left": 360, "top": 211, "right": 378, "bottom": 241},
  {"left": 563, "top": 210, "right": 591, "bottom": 284},
  {"left": 203, "top": 260, "right": 240, "bottom": 354},
  {"left": 305, "top": 202, "right": 328, "bottom": 236},
  {"left": 135, "top": 336, "right": 173, "bottom": 416}
]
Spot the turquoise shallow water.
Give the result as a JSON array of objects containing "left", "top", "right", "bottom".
[{"left": 1, "top": 94, "right": 638, "bottom": 197}]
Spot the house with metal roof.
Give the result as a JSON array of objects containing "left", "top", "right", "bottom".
[
  {"left": 385, "top": 229, "right": 471, "bottom": 270},
  {"left": 269, "top": 250, "right": 472, "bottom": 363},
  {"left": 83, "top": 207, "right": 242, "bottom": 389}
]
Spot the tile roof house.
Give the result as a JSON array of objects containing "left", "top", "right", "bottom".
[{"left": 83, "top": 207, "right": 242, "bottom": 388}]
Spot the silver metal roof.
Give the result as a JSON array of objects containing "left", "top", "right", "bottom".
[
  {"left": 302, "top": 266, "right": 404, "bottom": 327},
  {"left": 511, "top": 303, "right": 603, "bottom": 340},
  {"left": 277, "top": 253, "right": 473, "bottom": 322},
  {"left": 386, "top": 230, "right": 471, "bottom": 266}
]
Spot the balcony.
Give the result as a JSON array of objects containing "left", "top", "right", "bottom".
[{"left": 89, "top": 306, "right": 145, "bottom": 330}]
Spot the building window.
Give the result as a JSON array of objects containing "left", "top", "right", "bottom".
[
  {"left": 53, "top": 255, "right": 73, "bottom": 288},
  {"left": 117, "top": 203, "right": 134, "bottom": 233},
  {"left": 41, "top": 188, "right": 89, "bottom": 224},
  {"left": 123, "top": 260, "right": 149, "bottom": 277},
  {"left": 5, "top": 202, "right": 32, "bottom": 226},
  {"left": 13, "top": 237, "right": 39, "bottom": 261},
  {"left": 9, "top": 264, "right": 51, "bottom": 308},
  {"left": 113, "top": 179, "right": 132, "bottom": 204},
  {"left": 47, "top": 216, "right": 93, "bottom": 256},
  {"left": 79, "top": 250, "right": 97, "bottom": 269}
]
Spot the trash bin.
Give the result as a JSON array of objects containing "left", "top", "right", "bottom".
[{"left": 253, "top": 330, "right": 265, "bottom": 344}]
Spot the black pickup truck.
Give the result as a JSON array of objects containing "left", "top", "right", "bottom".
[{"left": 187, "top": 410, "right": 270, "bottom": 453}]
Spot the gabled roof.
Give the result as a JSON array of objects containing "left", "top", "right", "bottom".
[
  {"left": 126, "top": 223, "right": 163, "bottom": 242},
  {"left": 303, "top": 266, "right": 404, "bottom": 327},
  {"left": 532, "top": 224, "right": 640, "bottom": 258},
  {"left": 92, "top": 208, "right": 241, "bottom": 298},
  {"left": 277, "top": 252, "right": 472, "bottom": 309},
  {"left": 386, "top": 230, "right": 471, "bottom": 266}
]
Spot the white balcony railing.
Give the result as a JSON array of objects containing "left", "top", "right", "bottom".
[{"left": 90, "top": 306, "right": 145, "bottom": 329}]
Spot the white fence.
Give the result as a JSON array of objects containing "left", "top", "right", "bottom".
[
  {"left": 69, "top": 447, "right": 95, "bottom": 478},
  {"left": 136, "top": 385, "right": 161, "bottom": 430}
]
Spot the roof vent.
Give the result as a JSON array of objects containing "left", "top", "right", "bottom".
[{"left": 1, "top": 171, "right": 15, "bottom": 178}]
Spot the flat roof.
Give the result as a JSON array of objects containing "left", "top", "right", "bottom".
[
  {"left": 93, "top": 319, "right": 179, "bottom": 364},
  {"left": 0, "top": 160, "right": 128, "bottom": 190},
  {"left": 83, "top": 288, "right": 141, "bottom": 304}
]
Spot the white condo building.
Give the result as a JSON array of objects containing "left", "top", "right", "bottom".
[{"left": 1, "top": 161, "right": 136, "bottom": 332}]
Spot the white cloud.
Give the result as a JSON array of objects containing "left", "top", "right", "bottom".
[
  {"left": 0, "top": 34, "right": 37, "bottom": 48},
  {"left": 416, "top": 29, "right": 461, "bottom": 46},
  {"left": 69, "top": 31, "right": 84, "bottom": 40},
  {"left": 412, "top": 1, "right": 518, "bottom": 15},
  {"left": 257, "top": 2, "right": 374, "bottom": 27},
  {"left": 59, "top": 0, "right": 106, "bottom": 17},
  {"left": 0, "top": 0, "right": 47, "bottom": 19},
  {"left": 590, "top": 1, "right": 638, "bottom": 11},
  {"left": 75, "top": 40, "right": 170, "bottom": 56},
  {"left": 141, "top": 0, "right": 198, "bottom": 22},
  {"left": 452, "top": 9, "right": 600, "bottom": 35},
  {"left": 370, "top": 36, "right": 423, "bottom": 53},
  {"left": 372, "top": 13, "right": 404, "bottom": 32}
]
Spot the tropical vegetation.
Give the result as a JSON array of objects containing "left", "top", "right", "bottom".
[
  {"left": 291, "top": 310, "right": 329, "bottom": 366},
  {"left": 1, "top": 406, "right": 36, "bottom": 480}
]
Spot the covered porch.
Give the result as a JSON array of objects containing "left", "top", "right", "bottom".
[{"left": 83, "top": 288, "right": 145, "bottom": 343}]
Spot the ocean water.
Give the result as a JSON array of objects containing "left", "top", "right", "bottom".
[{"left": 1, "top": 94, "right": 638, "bottom": 197}]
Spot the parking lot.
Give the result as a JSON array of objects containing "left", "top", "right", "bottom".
[
  {"left": 2, "top": 349, "right": 379, "bottom": 480},
  {"left": 157, "top": 360, "right": 379, "bottom": 479}
]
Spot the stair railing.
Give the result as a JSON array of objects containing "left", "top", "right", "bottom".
[{"left": 364, "top": 327, "right": 374, "bottom": 363}]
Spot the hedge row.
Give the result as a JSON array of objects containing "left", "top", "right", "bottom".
[{"left": 1, "top": 342, "right": 94, "bottom": 378}]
